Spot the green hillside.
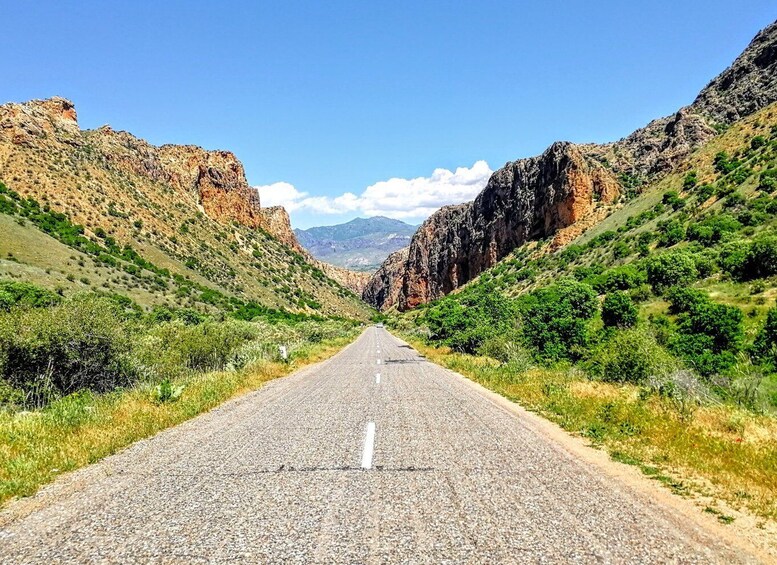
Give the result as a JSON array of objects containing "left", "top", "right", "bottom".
[{"left": 391, "top": 103, "right": 777, "bottom": 520}]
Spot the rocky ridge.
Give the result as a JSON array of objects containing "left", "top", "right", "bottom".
[
  {"left": 0, "top": 97, "right": 371, "bottom": 316},
  {"left": 365, "top": 19, "right": 777, "bottom": 311}
]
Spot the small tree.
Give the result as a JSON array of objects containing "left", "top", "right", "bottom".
[
  {"left": 601, "top": 292, "right": 638, "bottom": 328},
  {"left": 521, "top": 279, "right": 598, "bottom": 362},
  {"left": 742, "top": 234, "right": 777, "bottom": 280},
  {"left": 753, "top": 307, "right": 777, "bottom": 366},
  {"left": 646, "top": 252, "right": 697, "bottom": 293}
]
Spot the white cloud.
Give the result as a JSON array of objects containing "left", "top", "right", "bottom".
[{"left": 254, "top": 160, "right": 492, "bottom": 221}]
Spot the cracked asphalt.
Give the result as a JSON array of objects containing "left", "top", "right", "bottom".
[{"left": 0, "top": 327, "right": 756, "bottom": 563}]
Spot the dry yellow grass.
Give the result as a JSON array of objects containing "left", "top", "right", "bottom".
[{"left": 408, "top": 337, "right": 777, "bottom": 522}]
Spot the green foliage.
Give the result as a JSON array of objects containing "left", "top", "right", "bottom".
[
  {"left": 594, "top": 328, "right": 677, "bottom": 384},
  {"left": 0, "top": 281, "right": 61, "bottom": 311},
  {"left": 590, "top": 264, "right": 646, "bottom": 293},
  {"left": 696, "top": 184, "right": 715, "bottom": 200},
  {"left": 666, "top": 287, "right": 707, "bottom": 314},
  {"left": 601, "top": 292, "right": 638, "bottom": 328},
  {"left": 686, "top": 214, "right": 741, "bottom": 245},
  {"left": 742, "top": 234, "right": 777, "bottom": 280},
  {"left": 612, "top": 240, "right": 631, "bottom": 259},
  {"left": 751, "top": 135, "right": 767, "bottom": 150},
  {"left": 153, "top": 378, "right": 184, "bottom": 403},
  {"left": 752, "top": 307, "right": 777, "bottom": 367},
  {"left": 682, "top": 171, "right": 698, "bottom": 190},
  {"left": 714, "top": 151, "right": 740, "bottom": 175},
  {"left": 646, "top": 252, "right": 697, "bottom": 293},
  {"left": 670, "top": 295, "right": 744, "bottom": 376},
  {"left": 137, "top": 320, "right": 257, "bottom": 377},
  {"left": 657, "top": 218, "right": 686, "bottom": 246},
  {"left": 0, "top": 296, "right": 136, "bottom": 406},
  {"left": 662, "top": 190, "right": 686, "bottom": 211},
  {"left": 520, "top": 279, "right": 598, "bottom": 362},
  {"left": 717, "top": 241, "right": 749, "bottom": 279},
  {"left": 424, "top": 284, "right": 517, "bottom": 354}
]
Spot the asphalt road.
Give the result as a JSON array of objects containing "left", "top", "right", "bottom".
[{"left": 0, "top": 327, "right": 756, "bottom": 563}]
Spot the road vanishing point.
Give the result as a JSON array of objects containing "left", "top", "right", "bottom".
[{"left": 0, "top": 327, "right": 758, "bottom": 563}]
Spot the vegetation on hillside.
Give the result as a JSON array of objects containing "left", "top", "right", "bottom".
[
  {"left": 0, "top": 182, "right": 359, "bottom": 320},
  {"left": 0, "top": 278, "right": 360, "bottom": 504},
  {"left": 391, "top": 106, "right": 777, "bottom": 520}
]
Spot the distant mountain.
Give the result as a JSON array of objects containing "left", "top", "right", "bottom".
[{"left": 295, "top": 217, "right": 417, "bottom": 272}]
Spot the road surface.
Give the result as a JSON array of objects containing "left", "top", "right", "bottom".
[{"left": 0, "top": 328, "right": 756, "bottom": 563}]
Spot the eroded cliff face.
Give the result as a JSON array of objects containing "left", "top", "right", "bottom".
[
  {"left": 0, "top": 97, "right": 371, "bottom": 309},
  {"left": 362, "top": 247, "right": 410, "bottom": 309},
  {"left": 364, "top": 20, "right": 777, "bottom": 311},
  {"left": 369, "top": 143, "right": 619, "bottom": 310}
]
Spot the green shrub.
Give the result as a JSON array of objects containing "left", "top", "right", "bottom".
[
  {"left": 612, "top": 241, "right": 631, "bottom": 259},
  {"left": 686, "top": 214, "right": 741, "bottom": 246},
  {"left": 753, "top": 307, "right": 777, "bottom": 366},
  {"left": 751, "top": 135, "right": 767, "bottom": 149},
  {"left": 137, "top": 320, "right": 258, "bottom": 378},
  {"left": 693, "top": 252, "right": 717, "bottom": 278},
  {"left": 595, "top": 328, "right": 677, "bottom": 384},
  {"left": 646, "top": 252, "right": 697, "bottom": 293},
  {"left": 662, "top": 191, "right": 686, "bottom": 211},
  {"left": 0, "top": 281, "right": 61, "bottom": 311},
  {"left": 714, "top": 151, "right": 740, "bottom": 175},
  {"left": 717, "top": 241, "right": 749, "bottom": 279},
  {"left": 696, "top": 184, "right": 715, "bottom": 200},
  {"left": 741, "top": 234, "right": 777, "bottom": 280},
  {"left": 0, "top": 296, "right": 136, "bottom": 406},
  {"left": 592, "top": 265, "right": 646, "bottom": 293},
  {"left": 601, "top": 292, "right": 638, "bottom": 328},
  {"left": 424, "top": 285, "right": 517, "bottom": 354},
  {"left": 666, "top": 287, "right": 707, "bottom": 314},
  {"left": 683, "top": 171, "right": 698, "bottom": 190},
  {"left": 477, "top": 333, "right": 533, "bottom": 371},
  {"left": 520, "top": 279, "right": 598, "bottom": 362},
  {"left": 671, "top": 299, "right": 744, "bottom": 376},
  {"left": 658, "top": 219, "right": 686, "bottom": 246}
]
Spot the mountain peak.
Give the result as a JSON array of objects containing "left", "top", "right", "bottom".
[
  {"left": 692, "top": 19, "right": 777, "bottom": 124},
  {"left": 295, "top": 216, "right": 417, "bottom": 272}
]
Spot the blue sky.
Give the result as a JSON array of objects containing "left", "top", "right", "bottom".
[{"left": 3, "top": 1, "right": 775, "bottom": 228}]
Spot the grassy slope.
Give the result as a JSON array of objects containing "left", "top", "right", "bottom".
[
  {"left": 0, "top": 187, "right": 373, "bottom": 319},
  {"left": 0, "top": 130, "right": 371, "bottom": 319},
  {"left": 473, "top": 103, "right": 777, "bottom": 342}
]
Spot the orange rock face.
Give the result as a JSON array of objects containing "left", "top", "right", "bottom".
[
  {"left": 364, "top": 143, "right": 621, "bottom": 311},
  {"left": 0, "top": 96, "right": 372, "bottom": 300}
]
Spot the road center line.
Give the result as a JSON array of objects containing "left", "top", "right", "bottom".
[
  {"left": 375, "top": 373, "right": 380, "bottom": 384},
  {"left": 361, "top": 422, "right": 376, "bottom": 470},
  {"left": 377, "top": 359, "right": 381, "bottom": 364}
]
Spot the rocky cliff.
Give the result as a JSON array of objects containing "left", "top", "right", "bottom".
[
  {"left": 0, "top": 97, "right": 372, "bottom": 318},
  {"left": 362, "top": 247, "right": 410, "bottom": 309},
  {"left": 366, "top": 19, "right": 777, "bottom": 311},
  {"left": 395, "top": 143, "right": 619, "bottom": 310}
]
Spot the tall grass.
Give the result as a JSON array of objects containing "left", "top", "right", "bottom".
[
  {"left": 409, "top": 338, "right": 777, "bottom": 521},
  {"left": 0, "top": 328, "right": 358, "bottom": 506}
]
